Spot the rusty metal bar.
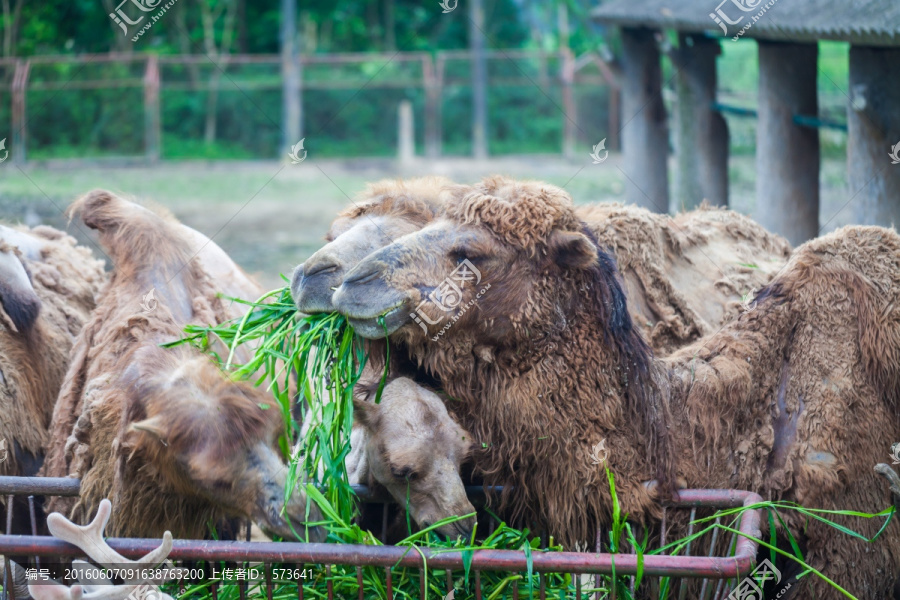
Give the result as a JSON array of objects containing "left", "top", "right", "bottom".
[
  {"left": 0, "top": 532, "right": 760, "bottom": 578},
  {"left": 0, "top": 477, "right": 495, "bottom": 505}
]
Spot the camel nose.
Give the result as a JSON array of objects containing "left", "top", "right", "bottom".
[
  {"left": 342, "top": 264, "right": 382, "bottom": 286},
  {"left": 304, "top": 257, "right": 340, "bottom": 278}
]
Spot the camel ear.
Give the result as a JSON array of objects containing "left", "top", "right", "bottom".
[
  {"left": 352, "top": 397, "right": 379, "bottom": 430},
  {"left": 547, "top": 230, "right": 597, "bottom": 271},
  {"left": 129, "top": 416, "right": 166, "bottom": 440}
]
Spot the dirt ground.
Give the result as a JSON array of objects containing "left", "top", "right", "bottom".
[{"left": 0, "top": 154, "right": 854, "bottom": 290}]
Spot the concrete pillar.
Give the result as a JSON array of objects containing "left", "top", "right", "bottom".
[
  {"left": 674, "top": 33, "right": 728, "bottom": 210},
  {"left": 848, "top": 45, "right": 900, "bottom": 228},
  {"left": 756, "top": 41, "right": 819, "bottom": 245},
  {"left": 621, "top": 27, "right": 669, "bottom": 212}
]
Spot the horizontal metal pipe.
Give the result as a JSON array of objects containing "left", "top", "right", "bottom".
[
  {"left": 0, "top": 477, "right": 498, "bottom": 506},
  {"left": 0, "top": 535, "right": 754, "bottom": 578}
]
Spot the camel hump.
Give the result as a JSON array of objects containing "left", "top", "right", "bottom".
[
  {"left": 0, "top": 242, "right": 41, "bottom": 333},
  {"left": 68, "top": 190, "right": 192, "bottom": 274}
]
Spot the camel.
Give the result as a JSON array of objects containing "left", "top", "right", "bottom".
[
  {"left": 0, "top": 224, "right": 104, "bottom": 481},
  {"left": 332, "top": 176, "right": 900, "bottom": 598},
  {"left": 292, "top": 178, "right": 789, "bottom": 354},
  {"left": 350, "top": 377, "right": 476, "bottom": 539},
  {"left": 40, "top": 190, "right": 323, "bottom": 541}
]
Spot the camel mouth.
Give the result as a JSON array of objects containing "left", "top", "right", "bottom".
[{"left": 347, "top": 304, "right": 407, "bottom": 339}]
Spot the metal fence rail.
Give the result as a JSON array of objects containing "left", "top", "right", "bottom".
[{"left": 0, "top": 477, "right": 763, "bottom": 600}]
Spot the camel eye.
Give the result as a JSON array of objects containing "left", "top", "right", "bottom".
[{"left": 391, "top": 465, "right": 419, "bottom": 481}]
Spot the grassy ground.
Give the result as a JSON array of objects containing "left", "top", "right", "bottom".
[{"left": 0, "top": 154, "right": 853, "bottom": 289}]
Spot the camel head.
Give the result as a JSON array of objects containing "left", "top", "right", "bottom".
[
  {"left": 333, "top": 176, "right": 607, "bottom": 344},
  {"left": 121, "top": 345, "right": 324, "bottom": 541},
  {"left": 355, "top": 378, "right": 475, "bottom": 539},
  {"left": 291, "top": 177, "right": 450, "bottom": 314}
]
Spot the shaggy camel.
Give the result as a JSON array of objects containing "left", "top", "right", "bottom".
[
  {"left": 0, "top": 224, "right": 104, "bottom": 480},
  {"left": 293, "top": 178, "right": 789, "bottom": 353},
  {"left": 350, "top": 377, "right": 476, "bottom": 538},
  {"left": 333, "top": 176, "right": 900, "bottom": 598},
  {"left": 41, "top": 191, "right": 323, "bottom": 541}
]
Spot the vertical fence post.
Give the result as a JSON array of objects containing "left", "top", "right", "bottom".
[
  {"left": 561, "top": 48, "right": 576, "bottom": 158},
  {"left": 398, "top": 100, "right": 414, "bottom": 164},
  {"left": 281, "top": 0, "right": 301, "bottom": 152},
  {"left": 11, "top": 59, "right": 29, "bottom": 165},
  {"left": 144, "top": 55, "right": 161, "bottom": 163},
  {"left": 469, "top": 0, "right": 488, "bottom": 159},
  {"left": 423, "top": 55, "right": 441, "bottom": 159}
]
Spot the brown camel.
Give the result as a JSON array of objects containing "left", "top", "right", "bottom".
[
  {"left": 332, "top": 176, "right": 900, "bottom": 598},
  {"left": 350, "top": 377, "right": 476, "bottom": 539},
  {"left": 0, "top": 224, "right": 104, "bottom": 480},
  {"left": 41, "top": 191, "right": 322, "bottom": 541}
]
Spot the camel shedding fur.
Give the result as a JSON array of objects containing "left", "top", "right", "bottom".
[{"left": 41, "top": 190, "right": 322, "bottom": 541}]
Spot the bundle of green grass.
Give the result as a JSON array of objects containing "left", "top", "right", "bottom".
[{"left": 168, "top": 286, "right": 893, "bottom": 600}]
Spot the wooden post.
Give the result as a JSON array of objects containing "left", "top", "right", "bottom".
[
  {"left": 469, "top": 0, "right": 488, "bottom": 159},
  {"left": 608, "top": 86, "right": 620, "bottom": 152},
  {"left": 11, "top": 59, "right": 29, "bottom": 165},
  {"left": 424, "top": 56, "right": 441, "bottom": 158},
  {"left": 398, "top": 100, "right": 415, "bottom": 164},
  {"left": 673, "top": 33, "right": 728, "bottom": 209},
  {"left": 561, "top": 48, "right": 576, "bottom": 158},
  {"left": 756, "top": 41, "right": 819, "bottom": 245},
  {"left": 143, "top": 55, "right": 161, "bottom": 163},
  {"left": 848, "top": 45, "right": 900, "bottom": 227},
  {"left": 620, "top": 27, "right": 668, "bottom": 212},
  {"left": 281, "top": 0, "right": 301, "bottom": 151}
]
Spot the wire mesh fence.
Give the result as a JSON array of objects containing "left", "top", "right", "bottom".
[{"left": 0, "top": 50, "right": 617, "bottom": 164}]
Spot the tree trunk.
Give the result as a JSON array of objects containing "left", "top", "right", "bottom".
[
  {"left": 198, "top": 0, "right": 237, "bottom": 145},
  {"left": 756, "top": 41, "right": 819, "bottom": 245},
  {"left": 383, "top": 0, "right": 395, "bottom": 52},
  {"left": 674, "top": 33, "right": 728, "bottom": 209},
  {"left": 620, "top": 27, "right": 669, "bottom": 212},
  {"left": 1, "top": 0, "right": 23, "bottom": 57},
  {"left": 848, "top": 45, "right": 900, "bottom": 228}
]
